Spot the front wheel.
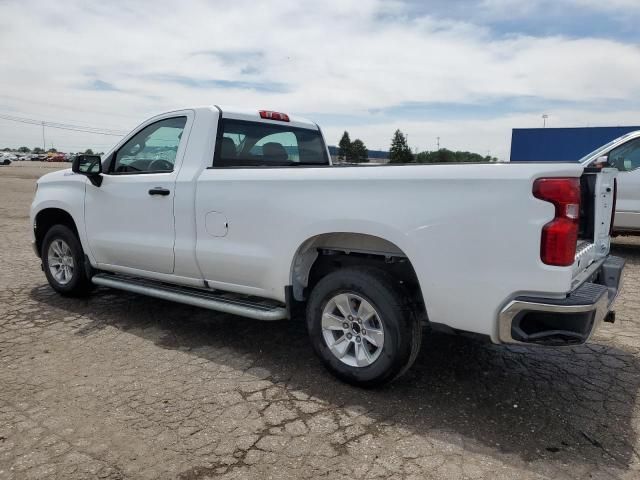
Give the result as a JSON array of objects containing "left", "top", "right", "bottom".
[
  {"left": 306, "top": 267, "right": 422, "bottom": 387},
  {"left": 41, "top": 225, "right": 92, "bottom": 296}
]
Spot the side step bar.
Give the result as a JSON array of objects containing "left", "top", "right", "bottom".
[{"left": 91, "top": 273, "right": 287, "bottom": 321}]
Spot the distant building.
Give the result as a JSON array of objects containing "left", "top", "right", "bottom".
[{"left": 510, "top": 126, "right": 640, "bottom": 162}]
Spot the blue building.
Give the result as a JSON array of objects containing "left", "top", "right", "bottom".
[{"left": 511, "top": 126, "right": 640, "bottom": 162}]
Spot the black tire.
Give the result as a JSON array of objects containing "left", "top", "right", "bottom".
[
  {"left": 306, "top": 266, "right": 422, "bottom": 387},
  {"left": 41, "top": 224, "right": 92, "bottom": 296}
]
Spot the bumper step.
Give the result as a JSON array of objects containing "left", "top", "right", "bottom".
[
  {"left": 514, "top": 281, "right": 608, "bottom": 308},
  {"left": 499, "top": 255, "right": 625, "bottom": 346},
  {"left": 91, "top": 273, "right": 287, "bottom": 321}
]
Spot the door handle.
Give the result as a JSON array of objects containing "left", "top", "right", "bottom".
[{"left": 148, "top": 187, "right": 170, "bottom": 196}]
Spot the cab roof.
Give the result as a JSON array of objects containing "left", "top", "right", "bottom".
[{"left": 215, "top": 105, "right": 319, "bottom": 130}]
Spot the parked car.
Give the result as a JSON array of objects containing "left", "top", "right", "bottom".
[{"left": 30, "top": 106, "right": 624, "bottom": 386}]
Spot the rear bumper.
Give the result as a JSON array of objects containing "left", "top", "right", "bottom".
[{"left": 498, "top": 255, "right": 625, "bottom": 345}]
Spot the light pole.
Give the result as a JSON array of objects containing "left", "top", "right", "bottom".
[
  {"left": 542, "top": 114, "right": 549, "bottom": 128},
  {"left": 436, "top": 136, "right": 440, "bottom": 150},
  {"left": 42, "top": 121, "right": 46, "bottom": 151}
]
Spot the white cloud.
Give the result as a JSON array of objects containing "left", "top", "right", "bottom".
[
  {"left": 0, "top": 0, "right": 639, "bottom": 158},
  {"left": 572, "top": 0, "right": 640, "bottom": 10},
  {"left": 478, "top": 0, "right": 640, "bottom": 18}
]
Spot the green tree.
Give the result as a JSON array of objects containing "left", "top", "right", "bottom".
[
  {"left": 84, "top": 148, "right": 94, "bottom": 155},
  {"left": 414, "top": 151, "right": 430, "bottom": 163},
  {"left": 416, "top": 149, "right": 457, "bottom": 163},
  {"left": 415, "top": 148, "right": 497, "bottom": 163},
  {"left": 32, "top": 147, "right": 44, "bottom": 154},
  {"left": 338, "top": 131, "right": 351, "bottom": 161},
  {"left": 47, "top": 148, "right": 57, "bottom": 153},
  {"left": 350, "top": 139, "right": 368, "bottom": 163},
  {"left": 18, "top": 146, "right": 31, "bottom": 153},
  {"left": 389, "top": 129, "right": 413, "bottom": 163}
]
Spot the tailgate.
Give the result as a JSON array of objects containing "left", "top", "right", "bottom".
[{"left": 572, "top": 167, "right": 617, "bottom": 285}]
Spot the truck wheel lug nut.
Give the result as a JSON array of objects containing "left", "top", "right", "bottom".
[
  {"left": 343, "top": 322, "right": 349, "bottom": 329},
  {"left": 362, "top": 329, "right": 367, "bottom": 335},
  {"left": 347, "top": 333, "right": 352, "bottom": 339},
  {"left": 355, "top": 336, "right": 361, "bottom": 343},
  {"left": 348, "top": 315, "right": 353, "bottom": 321}
]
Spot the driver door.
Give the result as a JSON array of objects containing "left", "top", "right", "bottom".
[
  {"left": 84, "top": 113, "right": 191, "bottom": 274},
  {"left": 608, "top": 137, "right": 640, "bottom": 231}
]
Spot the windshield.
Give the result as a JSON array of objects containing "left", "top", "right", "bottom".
[{"left": 578, "top": 133, "right": 635, "bottom": 164}]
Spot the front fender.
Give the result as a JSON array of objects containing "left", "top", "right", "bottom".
[{"left": 30, "top": 174, "right": 94, "bottom": 264}]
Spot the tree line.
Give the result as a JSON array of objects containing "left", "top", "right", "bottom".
[
  {"left": 390, "top": 129, "right": 498, "bottom": 163},
  {"left": 337, "top": 129, "right": 498, "bottom": 164}
]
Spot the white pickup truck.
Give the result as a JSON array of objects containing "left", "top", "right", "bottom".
[
  {"left": 30, "top": 106, "right": 624, "bottom": 386},
  {"left": 579, "top": 130, "right": 640, "bottom": 234}
]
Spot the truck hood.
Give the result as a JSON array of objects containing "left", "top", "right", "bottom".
[{"left": 37, "top": 168, "right": 80, "bottom": 185}]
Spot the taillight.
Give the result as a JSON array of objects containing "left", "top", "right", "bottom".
[
  {"left": 533, "top": 177, "right": 581, "bottom": 267},
  {"left": 259, "top": 110, "right": 290, "bottom": 122},
  {"left": 609, "top": 178, "right": 617, "bottom": 235}
]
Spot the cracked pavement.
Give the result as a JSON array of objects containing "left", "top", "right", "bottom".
[{"left": 1, "top": 162, "right": 640, "bottom": 479}]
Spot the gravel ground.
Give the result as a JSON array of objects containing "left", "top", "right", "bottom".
[{"left": 1, "top": 161, "right": 640, "bottom": 479}]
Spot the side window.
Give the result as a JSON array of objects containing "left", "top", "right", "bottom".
[
  {"left": 608, "top": 138, "right": 640, "bottom": 172},
  {"left": 112, "top": 117, "right": 187, "bottom": 174},
  {"left": 215, "top": 119, "right": 328, "bottom": 167}
]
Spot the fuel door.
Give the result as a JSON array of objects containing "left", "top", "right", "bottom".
[{"left": 205, "top": 211, "right": 229, "bottom": 237}]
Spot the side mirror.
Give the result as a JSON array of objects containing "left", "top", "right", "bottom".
[{"left": 72, "top": 155, "right": 102, "bottom": 186}]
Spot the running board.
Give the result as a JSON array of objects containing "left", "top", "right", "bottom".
[{"left": 91, "top": 273, "right": 287, "bottom": 321}]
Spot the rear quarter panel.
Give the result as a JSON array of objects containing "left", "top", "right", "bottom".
[{"left": 195, "top": 162, "right": 584, "bottom": 341}]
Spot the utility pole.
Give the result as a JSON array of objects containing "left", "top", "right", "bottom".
[
  {"left": 436, "top": 136, "right": 440, "bottom": 150},
  {"left": 542, "top": 114, "right": 549, "bottom": 128},
  {"left": 41, "top": 121, "right": 46, "bottom": 151}
]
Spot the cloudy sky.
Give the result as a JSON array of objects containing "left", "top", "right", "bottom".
[{"left": 1, "top": 0, "right": 640, "bottom": 158}]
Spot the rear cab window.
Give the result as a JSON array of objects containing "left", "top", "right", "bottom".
[{"left": 213, "top": 119, "right": 329, "bottom": 167}]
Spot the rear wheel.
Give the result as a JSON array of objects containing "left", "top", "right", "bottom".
[
  {"left": 41, "top": 225, "right": 92, "bottom": 296},
  {"left": 306, "top": 267, "right": 421, "bottom": 387}
]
